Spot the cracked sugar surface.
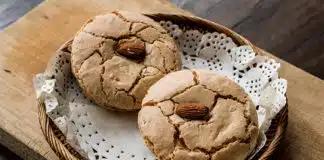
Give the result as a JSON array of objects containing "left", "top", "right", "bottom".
[
  {"left": 71, "top": 11, "right": 181, "bottom": 111},
  {"left": 138, "top": 69, "right": 259, "bottom": 160}
]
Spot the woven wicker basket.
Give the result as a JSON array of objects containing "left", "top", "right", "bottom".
[{"left": 37, "top": 13, "right": 288, "bottom": 160}]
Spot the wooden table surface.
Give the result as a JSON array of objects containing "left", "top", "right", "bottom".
[
  {"left": 2, "top": 0, "right": 324, "bottom": 80},
  {"left": 0, "top": 0, "right": 323, "bottom": 159},
  {"left": 170, "top": 0, "right": 324, "bottom": 79}
]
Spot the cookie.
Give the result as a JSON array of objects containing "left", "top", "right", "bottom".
[
  {"left": 71, "top": 11, "right": 181, "bottom": 111},
  {"left": 138, "top": 69, "right": 259, "bottom": 160}
]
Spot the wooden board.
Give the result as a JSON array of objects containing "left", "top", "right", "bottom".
[{"left": 0, "top": 0, "right": 323, "bottom": 159}]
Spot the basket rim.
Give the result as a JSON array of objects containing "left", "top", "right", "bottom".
[
  {"left": 144, "top": 13, "right": 256, "bottom": 49},
  {"left": 37, "top": 12, "right": 288, "bottom": 160},
  {"left": 38, "top": 103, "right": 287, "bottom": 160}
]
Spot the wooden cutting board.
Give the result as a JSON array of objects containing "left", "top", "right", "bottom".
[{"left": 0, "top": 0, "right": 323, "bottom": 159}]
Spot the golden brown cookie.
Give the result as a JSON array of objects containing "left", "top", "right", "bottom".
[
  {"left": 71, "top": 11, "right": 181, "bottom": 111},
  {"left": 138, "top": 69, "right": 259, "bottom": 160}
]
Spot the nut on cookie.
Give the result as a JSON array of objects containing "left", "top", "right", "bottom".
[
  {"left": 71, "top": 11, "right": 181, "bottom": 111},
  {"left": 138, "top": 69, "right": 259, "bottom": 160}
]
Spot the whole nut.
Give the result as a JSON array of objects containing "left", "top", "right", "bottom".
[
  {"left": 176, "top": 103, "right": 209, "bottom": 120},
  {"left": 116, "top": 42, "right": 145, "bottom": 61}
]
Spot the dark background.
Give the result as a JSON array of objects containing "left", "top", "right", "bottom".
[
  {"left": 1, "top": 0, "right": 324, "bottom": 79},
  {"left": 2, "top": 0, "right": 324, "bottom": 79},
  {"left": 0, "top": 0, "right": 323, "bottom": 159},
  {"left": 170, "top": 0, "right": 324, "bottom": 79}
]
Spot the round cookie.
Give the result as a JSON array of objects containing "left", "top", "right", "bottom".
[
  {"left": 138, "top": 69, "right": 259, "bottom": 160},
  {"left": 71, "top": 11, "right": 181, "bottom": 111}
]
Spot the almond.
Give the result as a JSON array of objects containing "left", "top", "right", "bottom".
[
  {"left": 176, "top": 103, "right": 209, "bottom": 120},
  {"left": 116, "top": 42, "right": 145, "bottom": 61}
]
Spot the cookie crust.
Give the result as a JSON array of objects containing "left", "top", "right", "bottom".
[
  {"left": 138, "top": 69, "right": 259, "bottom": 160},
  {"left": 71, "top": 11, "right": 181, "bottom": 111}
]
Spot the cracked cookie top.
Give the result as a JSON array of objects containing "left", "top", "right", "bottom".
[
  {"left": 71, "top": 11, "right": 181, "bottom": 111},
  {"left": 138, "top": 69, "right": 259, "bottom": 160}
]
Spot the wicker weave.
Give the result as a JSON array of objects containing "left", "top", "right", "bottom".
[{"left": 37, "top": 13, "right": 288, "bottom": 160}]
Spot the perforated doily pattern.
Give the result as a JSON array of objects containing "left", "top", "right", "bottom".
[
  {"left": 34, "top": 21, "right": 287, "bottom": 160},
  {"left": 34, "top": 49, "right": 155, "bottom": 160}
]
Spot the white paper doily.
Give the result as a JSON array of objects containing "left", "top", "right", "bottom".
[{"left": 34, "top": 21, "right": 287, "bottom": 160}]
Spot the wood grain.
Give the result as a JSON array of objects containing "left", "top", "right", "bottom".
[
  {"left": 170, "top": 0, "right": 324, "bottom": 79},
  {"left": 257, "top": 49, "right": 324, "bottom": 160},
  {"left": 0, "top": 0, "right": 187, "bottom": 160},
  {"left": 0, "top": 0, "right": 42, "bottom": 29},
  {"left": 2, "top": 0, "right": 324, "bottom": 79},
  {"left": 0, "top": 0, "right": 323, "bottom": 160}
]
